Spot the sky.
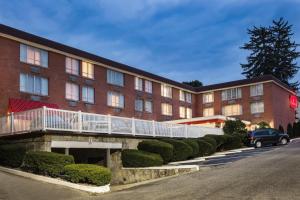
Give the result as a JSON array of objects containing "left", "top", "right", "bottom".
[{"left": 0, "top": 0, "right": 300, "bottom": 85}]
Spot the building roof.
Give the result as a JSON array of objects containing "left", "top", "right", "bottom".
[{"left": 0, "top": 24, "right": 295, "bottom": 94}]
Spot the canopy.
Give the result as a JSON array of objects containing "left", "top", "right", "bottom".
[{"left": 8, "top": 98, "right": 59, "bottom": 113}]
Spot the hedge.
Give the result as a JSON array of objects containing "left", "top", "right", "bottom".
[
  {"left": 161, "top": 139, "right": 193, "bottom": 161},
  {"left": 22, "top": 151, "right": 75, "bottom": 177},
  {"left": 121, "top": 149, "right": 163, "bottom": 167},
  {"left": 63, "top": 164, "right": 111, "bottom": 186},
  {"left": 182, "top": 139, "right": 199, "bottom": 158},
  {"left": 201, "top": 136, "right": 217, "bottom": 151},
  {"left": 197, "top": 139, "right": 215, "bottom": 156},
  {"left": 0, "top": 145, "right": 26, "bottom": 168},
  {"left": 204, "top": 135, "right": 227, "bottom": 150},
  {"left": 222, "top": 135, "right": 242, "bottom": 150},
  {"left": 138, "top": 140, "right": 173, "bottom": 163}
]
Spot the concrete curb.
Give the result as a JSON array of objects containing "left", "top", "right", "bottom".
[{"left": 0, "top": 166, "right": 110, "bottom": 194}]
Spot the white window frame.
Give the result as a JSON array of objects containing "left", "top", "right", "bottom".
[
  {"left": 203, "top": 107, "right": 214, "bottom": 117},
  {"left": 82, "top": 86, "right": 94, "bottom": 104},
  {"left": 135, "top": 77, "right": 143, "bottom": 91},
  {"left": 145, "top": 100, "right": 153, "bottom": 113},
  {"left": 222, "top": 104, "right": 243, "bottom": 116},
  {"left": 221, "top": 88, "right": 242, "bottom": 101},
  {"left": 107, "top": 91, "right": 124, "bottom": 108},
  {"left": 161, "top": 103, "right": 172, "bottom": 116},
  {"left": 66, "top": 57, "right": 79, "bottom": 75},
  {"left": 135, "top": 99, "right": 143, "bottom": 112},
  {"left": 251, "top": 101, "right": 264, "bottom": 114},
  {"left": 179, "top": 106, "right": 186, "bottom": 118},
  {"left": 250, "top": 84, "right": 264, "bottom": 97},
  {"left": 65, "top": 82, "right": 79, "bottom": 101},
  {"left": 82, "top": 61, "right": 94, "bottom": 79},
  {"left": 179, "top": 90, "right": 185, "bottom": 102},
  {"left": 20, "top": 73, "right": 48, "bottom": 96},
  {"left": 161, "top": 84, "right": 172, "bottom": 98},
  {"left": 203, "top": 92, "right": 214, "bottom": 103},
  {"left": 20, "top": 44, "right": 48, "bottom": 67},
  {"left": 186, "top": 108, "right": 192, "bottom": 119},
  {"left": 107, "top": 70, "right": 124, "bottom": 86},
  {"left": 186, "top": 93, "right": 192, "bottom": 103},
  {"left": 145, "top": 80, "right": 153, "bottom": 94}
]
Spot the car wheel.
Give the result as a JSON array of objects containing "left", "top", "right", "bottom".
[
  {"left": 255, "top": 141, "right": 262, "bottom": 148},
  {"left": 280, "top": 138, "right": 288, "bottom": 145}
]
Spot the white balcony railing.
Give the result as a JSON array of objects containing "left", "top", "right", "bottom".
[{"left": 0, "top": 107, "right": 223, "bottom": 138}]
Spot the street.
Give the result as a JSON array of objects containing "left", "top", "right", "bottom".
[{"left": 1, "top": 140, "right": 300, "bottom": 200}]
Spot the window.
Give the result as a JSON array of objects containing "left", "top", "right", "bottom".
[
  {"left": 66, "top": 57, "right": 79, "bottom": 75},
  {"left": 250, "top": 84, "right": 263, "bottom": 96},
  {"left": 135, "top": 77, "right": 143, "bottom": 91},
  {"left": 65, "top": 82, "right": 79, "bottom": 101},
  {"left": 161, "top": 103, "right": 172, "bottom": 116},
  {"left": 145, "top": 100, "right": 153, "bottom": 113},
  {"left": 222, "top": 104, "right": 242, "bottom": 116},
  {"left": 179, "top": 90, "right": 185, "bottom": 101},
  {"left": 135, "top": 99, "right": 143, "bottom": 112},
  {"left": 82, "top": 86, "right": 94, "bottom": 104},
  {"left": 221, "top": 88, "right": 242, "bottom": 101},
  {"left": 145, "top": 80, "right": 152, "bottom": 93},
  {"left": 107, "top": 70, "right": 124, "bottom": 86},
  {"left": 107, "top": 92, "right": 124, "bottom": 108},
  {"left": 203, "top": 92, "right": 214, "bottom": 103},
  {"left": 186, "top": 93, "right": 192, "bottom": 103},
  {"left": 179, "top": 106, "right": 186, "bottom": 118},
  {"left": 20, "top": 73, "right": 48, "bottom": 96},
  {"left": 161, "top": 84, "right": 172, "bottom": 98},
  {"left": 186, "top": 108, "right": 192, "bottom": 119},
  {"left": 82, "top": 61, "right": 94, "bottom": 79},
  {"left": 203, "top": 108, "right": 214, "bottom": 117},
  {"left": 20, "top": 44, "right": 48, "bottom": 67},
  {"left": 251, "top": 101, "right": 264, "bottom": 114}
]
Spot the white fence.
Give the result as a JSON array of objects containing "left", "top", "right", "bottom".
[{"left": 0, "top": 107, "right": 223, "bottom": 138}]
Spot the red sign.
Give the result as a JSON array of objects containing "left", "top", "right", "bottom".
[{"left": 290, "top": 95, "right": 298, "bottom": 109}]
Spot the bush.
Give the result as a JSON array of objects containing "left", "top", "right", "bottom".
[
  {"left": 204, "top": 135, "right": 226, "bottom": 150},
  {"left": 202, "top": 136, "right": 217, "bottom": 151},
  {"left": 63, "top": 164, "right": 111, "bottom": 186},
  {"left": 22, "top": 151, "right": 75, "bottom": 177},
  {"left": 161, "top": 139, "right": 193, "bottom": 161},
  {"left": 182, "top": 139, "right": 199, "bottom": 158},
  {"left": 121, "top": 149, "right": 163, "bottom": 167},
  {"left": 287, "top": 123, "right": 293, "bottom": 138},
  {"left": 0, "top": 145, "right": 26, "bottom": 168},
  {"left": 197, "top": 140, "right": 215, "bottom": 156},
  {"left": 222, "top": 135, "right": 242, "bottom": 150},
  {"left": 138, "top": 140, "right": 173, "bottom": 164},
  {"left": 223, "top": 120, "right": 247, "bottom": 135}
]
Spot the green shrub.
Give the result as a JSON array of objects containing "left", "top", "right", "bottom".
[
  {"left": 22, "top": 151, "right": 74, "bottom": 177},
  {"left": 121, "top": 149, "right": 163, "bottom": 167},
  {"left": 204, "top": 135, "right": 226, "bottom": 150},
  {"left": 63, "top": 164, "right": 111, "bottom": 186},
  {"left": 138, "top": 140, "right": 173, "bottom": 164},
  {"left": 222, "top": 135, "right": 242, "bottom": 150},
  {"left": 0, "top": 145, "right": 26, "bottom": 168},
  {"left": 182, "top": 139, "right": 199, "bottom": 158},
  {"left": 202, "top": 136, "right": 217, "bottom": 151},
  {"left": 223, "top": 120, "right": 247, "bottom": 135},
  {"left": 161, "top": 139, "right": 193, "bottom": 161},
  {"left": 197, "top": 140, "right": 215, "bottom": 156}
]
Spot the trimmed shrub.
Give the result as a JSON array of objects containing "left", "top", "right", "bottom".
[
  {"left": 22, "top": 151, "right": 75, "bottom": 177},
  {"left": 63, "top": 164, "right": 111, "bottom": 186},
  {"left": 138, "top": 140, "right": 173, "bottom": 163},
  {"left": 202, "top": 136, "right": 217, "bottom": 151},
  {"left": 197, "top": 140, "right": 214, "bottom": 156},
  {"left": 204, "top": 134, "right": 226, "bottom": 150},
  {"left": 182, "top": 139, "right": 199, "bottom": 158},
  {"left": 223, "top": 120, "right": 247, "bottom": 135},
  {"left": 0, "top": 145, "right": 26, "bottom": 168},
  {"left": 161, "top": 139, "right": 193, "bottom": 161},
  {"left": 121, "top": 149, "right": 163, "bottom": 167},
  {"left": 222, "top": 135, "right": 242, "bottom": 150}
]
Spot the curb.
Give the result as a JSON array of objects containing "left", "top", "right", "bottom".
[{"left": 0, "top": 166, "right": 110, "bottom": 194}]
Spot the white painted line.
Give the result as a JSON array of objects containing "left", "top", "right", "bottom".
[
  {"left": 198, "top": 162, "right": 233, "bottom": 167},
  {"left": 124, "top": 165, "right": 199, "bottom": 171},
  {"left": 0, "top": 166, "right": 110, "bottom": 194},
  {"left": 169, "top": 159, "right": 205, "bottom": 165}
]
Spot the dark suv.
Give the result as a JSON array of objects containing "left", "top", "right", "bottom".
[{"left": 247, "top": 128, "right": 290, "bottom": 148}]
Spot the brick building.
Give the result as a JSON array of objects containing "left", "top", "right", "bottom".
[{"left": 0, "top": 24, "right": 297, "bottom": 131}]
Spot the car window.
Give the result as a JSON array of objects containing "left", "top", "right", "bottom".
[
  {"left": 270, "top": 130, "right": 279, "bottom": 135},
  {"left": 255, "top": 131, "right": 269, "bottom": 136}
]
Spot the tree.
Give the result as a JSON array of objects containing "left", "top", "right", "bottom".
[
  {"left": 241, "top": 18, "right": 300, "bottom": 89},
  {"left": 257, "top": 121, "right": 270, "bottom": 129},
  {"left": 278, "top": 125, "right": 284, "bottom": 133},
  {"left": 287, "top": 123, "right": 293, "bottom": 138},
  {"left": 223, "top": 120, "right": 247, "bottom": 135},
  {"left": 182, "top": 80, "right": 203, "bottom": 87}
]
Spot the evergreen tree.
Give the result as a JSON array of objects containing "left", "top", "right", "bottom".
[
  {"left": 287, "top": 123, "right": 293, "bottom": 138},
  {"left": 278, "top": 125, "right": 284, "bottom": 133},
  {"left": 182, "top": 80, "right": 203, "bottom": 88},
  {"left": 241, "top": 18, "right": 300, "bottom": 89}
]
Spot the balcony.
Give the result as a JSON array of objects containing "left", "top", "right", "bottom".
[{"left": 0, "top": 107, "right": 223, "bottom": 138}]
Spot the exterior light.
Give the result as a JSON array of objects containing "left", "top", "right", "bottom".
[{"left": 290, "top": 95, "right": 298, "bottom": 109}]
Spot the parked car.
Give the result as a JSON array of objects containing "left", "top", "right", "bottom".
[{"left": 247, "top": 128, "right": 290, "bottom": 148}]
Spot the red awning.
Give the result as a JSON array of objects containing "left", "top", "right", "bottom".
[{"left": 8, "top": 98, "right": 59, "bottom": 113}]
